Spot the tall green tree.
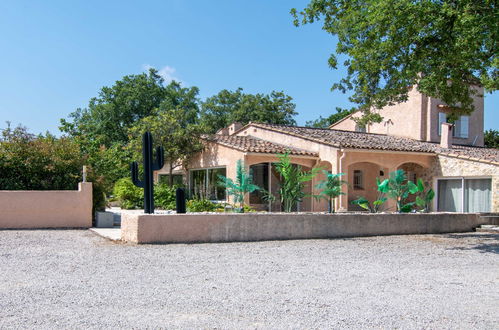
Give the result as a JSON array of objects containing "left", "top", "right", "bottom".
[
  {"left": 292, "top": 1, "right": 498, "bottom": 122},
  {"left": 60, "top": 69, "right": 201, "bottom": 191},
  {"left": 484, "top": 129, "right": 499, "bottom": 149},
  {"left": 200, "top": 88, "right": 297, "bottom": 133},
  {"left": 305, "top": 107, "right": 355, "bottom": 128},
  {"left": 60, "top": 69, "right": 169, "bottom": 147},
  {"left": 128, "top": 106, "right": 203, "bottom": 187}
]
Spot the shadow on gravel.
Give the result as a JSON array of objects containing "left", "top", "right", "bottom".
[{"left": 445, "top": 233, "right": 499, "bottom": 255}]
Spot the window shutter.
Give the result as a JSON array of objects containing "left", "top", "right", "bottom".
[{"left": 460, "top": 116, "right": 469, "bottom": 138}]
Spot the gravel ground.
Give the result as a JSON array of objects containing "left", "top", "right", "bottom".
[{"left": 0, "top": 230, "right": 498, "bottom": 329}]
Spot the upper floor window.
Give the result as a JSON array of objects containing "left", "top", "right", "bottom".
[
  {"left": 438, "top": 113, "right": 469, "bottom": 139},
  {"left": 355, "top": 124, "right": 366, "bottom": 133}
]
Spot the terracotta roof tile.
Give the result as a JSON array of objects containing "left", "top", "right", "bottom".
[
  {"left": 249, "top": 123, "right": 499, "bottom": 164},
  {"left": 202, "top": 134, "right": 318, "bottom": 157}
]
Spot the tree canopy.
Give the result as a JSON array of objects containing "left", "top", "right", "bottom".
[
  {"left": 292, "top": 0, "right": 498, "bottom": 121},
  {"left": 60, "top": 69, "right": 200, "bottom": 148},
  {"left": 200, "top": 88, "right": 297, "bottom": 133},
  {"left": 305, "top": 107, "right": 355, "bottom": 128},
  {"left": 484, "top": 129, "right": 499, "bottom": 149},
  {"left": 128, "top": 106, "right": 204, "bottom": 186}
]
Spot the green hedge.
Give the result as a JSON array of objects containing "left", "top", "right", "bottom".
[{"left": 112, "top": 178, "right": 178, "bottom": 210}]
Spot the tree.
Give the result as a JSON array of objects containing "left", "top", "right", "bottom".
[
  {"left": 292, "top": 1, "right": 498, "bottom": 122},
  {"left": 128, "top": 106, "right": 203, "bottom": 187},
  {"left": 0, "top": 123, "right": 106, "bottom": 213},
  {"left": 305, "top": 107, "right": 354, "bottom": 128},
  {"left": 0, "top": 123, "right": 83, "bottom": 190},
  {"left": 60, "top": 69, "right": 201, "bottom": 191},
  {"left": 200, "top": 88, "right": 297, "bottom": 133},
  {"left": 60, "top": 69, "right": 169, "bottom": 147},
  {"left": 484, "top": 129, "right": 499, "bottom": 149}
]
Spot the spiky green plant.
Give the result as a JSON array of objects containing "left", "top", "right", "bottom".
[
  {"left": 275, "top": 151, "right": 320, "bottom": 212},
  {"left": 218, "top": 159, "right": 260, "bottom": 212},
  {"left": 314, "top": 171, "right": 346, "bottom": 213}
]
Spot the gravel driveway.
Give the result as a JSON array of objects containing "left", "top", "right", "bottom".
[{"left": 0, "top": 230, "right": 497, "bottom": 329}]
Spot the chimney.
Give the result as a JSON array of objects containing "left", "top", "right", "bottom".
[
  {"left": 228, "top": 122, "right": 243, "bottom": 135},
  {"left": 440, "top": 122, "right": 453, "bottom": 148}
]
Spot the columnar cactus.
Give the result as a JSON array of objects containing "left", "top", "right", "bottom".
[{"left": 130, "top": 132, "right": 164, "bottom": 214}]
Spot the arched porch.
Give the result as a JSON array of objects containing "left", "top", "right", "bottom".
[{"left": 339, "top": 151, "right": 434, "bottom": 212}]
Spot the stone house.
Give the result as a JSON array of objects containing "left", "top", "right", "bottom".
[{"left": 156, "top": 87, "right": 498, "bottom": 212}]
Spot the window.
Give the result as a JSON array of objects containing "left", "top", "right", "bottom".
[
  {"left": 189, "top": 168, "right": 226, "bottom": 201},
  {"left": 158, "top": 174, "right": 184, "bottom": 186},
  {"left": 355, "top": 124, "right": 366, "bottom": 133},
  {"left": 353, "top": 170, "right": 363, "bottom": 190},
  {"left": 437, "top": 178, "right": 491, "bottom": 212},
  {"left": 438, "top": 113, "right": 469, "bottom": 138}
]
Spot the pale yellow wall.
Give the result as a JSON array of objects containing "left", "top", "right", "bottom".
[{"left": 0, "top": 182, "right": 93, "bottom": 229}]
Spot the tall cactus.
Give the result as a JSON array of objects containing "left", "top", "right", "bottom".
[{"left": 130, "top": 132, "right": 164, "bottom": 214}]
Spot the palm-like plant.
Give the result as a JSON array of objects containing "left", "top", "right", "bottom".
[
  {"left": 218, "top": 159, "right": 260, "bottom": 212},
  {"left": 351, "top": 178, "right": 388, "bottom": 213},
  {"left": 382, "top": 169, "right": 418, "bottom": 213},
  {"left": 275, "top": 152, "right": 320, "bottom": 212},
  {"left": 413, "top": 178, "right": 435, "bottom": 212},
  {"left": 315, "top": 171, "right": 346, "bottom": 213}
]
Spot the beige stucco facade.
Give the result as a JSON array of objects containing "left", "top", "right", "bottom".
[
  {"left": 331, "top": 86, "right": 485, "bottom": 146},
  {"left": 0, "top": 182, "right": 93, "bottom": 228},
  {"left": 155, "top": 88, "right": 496, "bottom": 213}
]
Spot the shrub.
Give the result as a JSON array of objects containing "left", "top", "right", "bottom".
[
  {"left": 154, "top": 183, "right": 177, "bottom": 210},
  {"left": 187, "top": 199, "right": 217, "bottom": 212},
  {"left": 112, "top": 178, "right": 143, "bottom": 209}
]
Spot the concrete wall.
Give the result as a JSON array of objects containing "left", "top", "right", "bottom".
[
  {"left": 121, "top": 212, "right": 486, "bottom": 244},
  {"left": 0, "top": 182, "right": 93, "bottom": 229}
]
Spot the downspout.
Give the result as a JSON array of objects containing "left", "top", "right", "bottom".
[
  {"left": 338, "top": 149, "right": 346, "bottom": 211},
  {"left": 312, "top": 158, "right": 321, "bottom": 211}
]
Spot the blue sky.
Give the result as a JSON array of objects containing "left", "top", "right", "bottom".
[{"left": 0, "top": 0, "right": 497, "bottom": 134}]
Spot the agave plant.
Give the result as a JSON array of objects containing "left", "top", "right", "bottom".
[
  {"left": 314, "top": 171, "right": 346, "bottom": 213},
  {"left": 351, "top": 178, "right": 388, "bottom": 213},
  {"left": 218, "top": 159, "right": 260, "bottom": 212}
]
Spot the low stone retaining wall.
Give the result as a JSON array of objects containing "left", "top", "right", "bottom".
[
  {"left": 121, "top": 212, "right": 486, "bottom": 244},
  {"left": 0, "top": 182, "right": 92, "bottom": 229}
]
